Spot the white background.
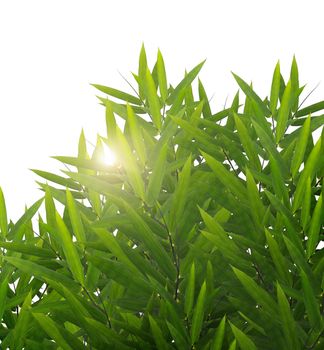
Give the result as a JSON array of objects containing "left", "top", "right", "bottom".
[{"left": 0, "top": 0, "right": 324, "bottom": 221}]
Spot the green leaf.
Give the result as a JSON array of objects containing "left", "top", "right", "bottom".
[
  {"left": 114, "top": 126, "right": 145, "bottom": 200},
  {"left": 9, "top": 198, "right": 43, "bottom": 240},
  {"left": 234, "top": 113, "right": 261, "bottom": 171},
  {"left": 149, "top": 315, "right": 170, "bottom": 350},
  {"left": 0, "top": 187, "right": 7, "bottom": 238},
  {"left": 276, "top": 282, "right": 299, "bottom": 349},
  {"left": 184, "top": 262, "right": 195, "bottom": 316},
  {"left": 169, "top": 155, "right": 192, "bottom": 232},
  {"left": 145, "top": 67, "right": 162, "bottom": 130},
  {"left": 290, "top": 56, "right": 299, "bottom": 112},
  {"left": 146, "top": 143, "right": 168, "bottom": 205},
  {"left": 157, "top": 49, "right": 168, "bottom": 102},
  {"left": 66, "top": 188, "right": 86, "bottom": 245},
  {"left": 31, "top": 169, "right": 82, "bottom": 191},
  {"left": 211, "top": 315, "right": 226, "bottom": 350},
  {"left": 306, "top": 193, "right": 323, "bottom": 258},
  {"left": 246, "top": 168, "right": 264, "bottom": 230},
  {"left": 55, "top": 211, "right": 84, "bottom": 286},
  {"left": 300, "top": 269, "right": 323, "bottom": 331},
  {"left": 167, "top": 60, "right": 205, "bottom": 105},
  {"left": 0, "top": 242, "right": 56, "bottom": 258},
  {"left": 301, "top": 177, "right": 311, "bottom": 230},
  {"left": 91, "top": 84, "right": 142, "bottom": 105},
  {"left": 270, "top": 61, "right": 281, "bottom": 115},
  {"left": 201, "top": 151, "right": 247, "bottom": 201},
  {"left": 32, "top": 313, "right": 73, "bottom": 350},
  {"left": 3, "top": 256, "right": 80, "bottom": 292},
  {"left": 295, "top": 100, "right": 324, "bottom": 117},
  {"left": 0, "top": 277, "right": 8, "bottom": 322},
  {"left": 229, "top": 321, "right": 257, "bottom": 350},
  {"left": 138, "top": 43, "right": 147, "bottom": 100},
  {"left": 290, "top": 114, "right": 311, "bottom": 178},
  {"left": 11, "top": 291, "right": 32, "bottom": 350},
  {"left": 293, "top": 136, "right": 322, "bottom": 211},
  {"left": 232, "top": 266, "right": 278, "bottom": 319},
  {"left": 105, "top": 98, "right": 117, "bottom": 141},
  {"left": 232, "top": 72, "right": 271, "bottom": 117},
  {"left": 265, "top": 229, "right": 292, "bottom": 285},
  {"left": 126, "top": 103, "right": 146, "bottom": 166},
  {"left": 191, "top": 281, "right": 206, "bottom": 344},
  {"left": 198, "top": 79, "right": 212, "bottom": 118},
  {"left": 276, "top": 80, "right": 292, "bottom": 143}
]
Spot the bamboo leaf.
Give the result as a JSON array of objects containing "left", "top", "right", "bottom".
[
  {"left": 169, "top": 154, "right": 192, "bottom": 232},
  {"left": 276, "top": 80, "right": 292, "bottom": 143},
  {"left": 232, "top": 72, "right": 271, "bottom": 117},
  {"left": 0, "top": 187, "right": 8, "bottom": 238},
  {"left": 146, "top": 143, "right": 168, "bottom": 205},
  {"left": 301, "top": 177, "right": 311, "bottom": 230},
  {"left": 91, "top": 84, "right": 142, "bottom": 105},
  {"left": 4, "top": 256, "right": 80, "bottom": 291},
  {"left": 138, "top": 43, "right": 147, "bottom": 100},
  {"left": 32, "top": 313, "right": 73, "bottom": 350},
  {"left": 293, "top": 136, "right": 322, "bottom": 211},
  {"left": 191, "top": 281, "right": 206, "bottom": 344},
  {"left": 270, "top": 61, "right": 281, "bottom": 115},
  {"left": 184, "top": 262, "right": 195, "bottom": 316},
  {"left": 290, "top": 114, "right": 311, "bottom": 178},
  {"left": 265, "top": 229, "right": 292, "bottom": 285},
  {"left": 232, "top": 266, "right": 278, "bottom": 319},
  {"left": 306, "top": 193, "right": 323, "bottom": 258},
  {"left": 167, "top": 60, "right": 205, "bottom": 105},
  {"left": 290, "top": 56, "right": 299, "bottom": 112},
  {"left": 234, "top": 113, "right": 261, "bottom": 171},
  {"left": 149, "top": 315, "right": 170, "bottom": 350},
  {"left": 276, "top": 282, "right": 299, "bottom": 349},
  {"left": 300, "top": 269, "right": 323, "bottom": 331},
  {"left": 295, "top": 101, "right": 324, "bottom": 117},
  {"left": 0, "top": 277, "right": 8, "bottom": 322},
  {"left": 145, "top": 67, "right": 162, "bottom": 130},
  {"left": 211, "top": 315, "right": 226, "bottom": 350},
  {"left": 55, "top": 211, "right": 84, "bottom": 286},
  {"left": 157, "top": 49, "right": 168, "bottom": 102},
  {"left": 229, "top": 321, "right": 257, "bottom": 350},
  {"left": 201, "top": 151, "right": 247, "bottom": 201},
  {"left": 66, "top": 188, "right": 86, "bottom": 245},
  {"left": 126, "top": 103, "right": 146, "bottom": 166},
  {"left": 114, "top": 126, "right": 145, "bottom": 200}
]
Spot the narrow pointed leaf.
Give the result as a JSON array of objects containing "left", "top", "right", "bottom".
[
  {"left": 211, "top": 315, "right": 226, "bottom": 350},
  {"left": 276, "top": 282, "right": 299, "bottom": 349},
  {"left": 91, "top": 84, "right": 142, "bottom": 105},
  {"left": 145, "top": 67, "right": 162, "bottom": 129},
  {"left": 167, "top": 60, "right": 205, "bottom": 105},
  {"left": 306, "top": 193, "right": 323, "bottom": 258},
  {"left": 157, "top": 49, "right": 168, "bottom": 102},
  {"left": 184, "top": 262, "right": 195, "bottom": 316},
  {"left": 276, "top": 80, "right": 292, "bottom": 143},
  {"left": 232, "top": 72, "right": 270, "bottom": 117},
  {"left": 55, "top": 211, "right": 84, "bottom": 286},
  {"left": 191, "top": 281, "right": 206, "bottom": 344},
  {"left": 270, "top": 61, "right": 281, "bottom": 115},
  {"left": 229, "top": 322, "right": 257, "bottom": 350},
  {"left": 149, "top": 315, "right": 170, "bottom": 350},
  {"left": 0, "top": 187, "right": 7, "bottom": 238},
  {"left": 291, "top": 114, "right": 311, "bottom": 178},
  {"left": 66, "top": 188, "right": 86, "bottom": 244}
]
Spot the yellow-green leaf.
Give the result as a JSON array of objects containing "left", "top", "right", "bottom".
[
  {"left": 229, "top": 321, "right": 257, "bottom": 350},
  {"left": 157, "top": 49, "right": 168, "bottom": 102},
  {"left": 145, "top": 67, "right": 162, "bottom": 130},
  {"left": 276, "top": 80, "right": 292, "bottom": 143},
  {"left": 270, "top": 61, "right": 281, "bottom": 115},
  {"left": 306, "top": 193, "right": 323, "bottom": 258},
  {"left": 55, "top": 211, "right": 84, "bottom": 286},
  {"left": 0, "top": 187, "right": 8, "bottom": 238}
]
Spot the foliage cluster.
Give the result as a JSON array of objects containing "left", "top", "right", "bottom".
[{"left": 0, "top": 46, "right": 323, "bottom": 349}]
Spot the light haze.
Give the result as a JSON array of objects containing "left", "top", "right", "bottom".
[{"left": 0, "top": 0, "right": 324, "bottom": 221}]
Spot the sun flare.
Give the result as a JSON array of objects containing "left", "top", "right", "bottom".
[{"left": 102, "top": 145, "right": 116, "bottom": 166}]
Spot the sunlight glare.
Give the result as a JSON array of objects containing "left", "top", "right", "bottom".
[{"left": 102, "top": 145, "right": 116, "bottom": 166}]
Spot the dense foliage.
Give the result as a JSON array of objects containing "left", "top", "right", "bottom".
[{"left": 0, "top": 46, "right": 323, "bottom": 349}]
